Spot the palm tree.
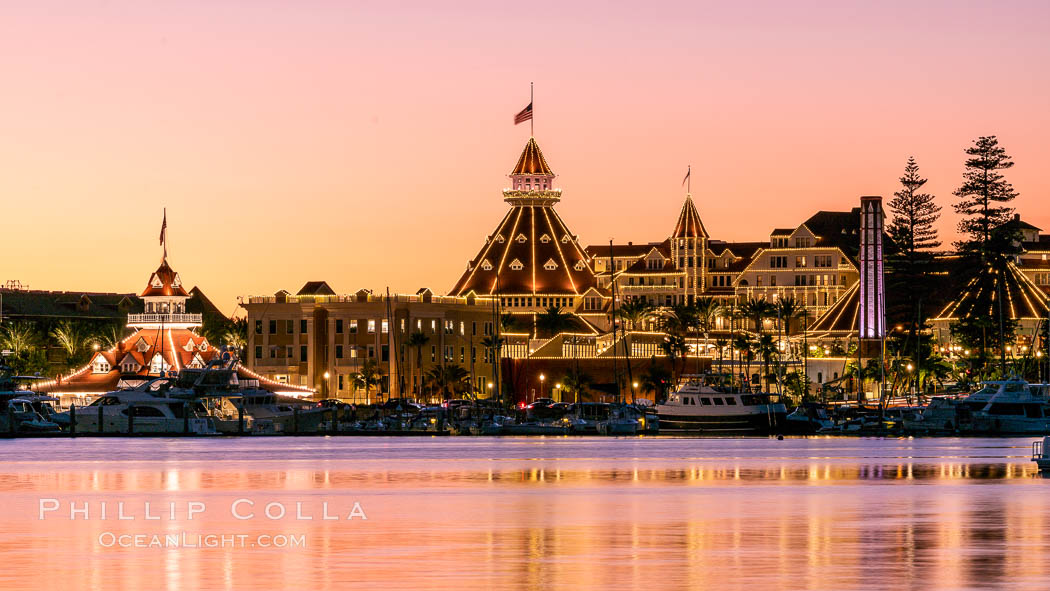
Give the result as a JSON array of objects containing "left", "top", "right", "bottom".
[
  {"left": 773, "top": 297, "right": 803, "bottom": 388},
  {"left": 693, "top": 297, "right": 723, "bottom": 371},
  {"left": 358, "top": 360, "right": 384, "bottom": 403},
  {"left": 756, "top": 334, "right": 779, "bottom": 392},
  {"left": 425, "top": 364, "right": 471, "bottom": 401},
  {"left": 561, "top": 368, "right": 592, "bottom": 403},
  {"left": 406, "top": 331, "right": 430, "bottom": 397},
  {"left": 535, "top": 306, "right": 573, "bottom": 338},
  {"left": 1, "top": 321, "right": 39, "bottom": 356},
  {"left": 640, "top": 362, "right": 673, "bottom": 403},
  {"left": 617, "top": 299, "right": 654, "bottom": 331},
  {"left": 740, "top": 297, "right": 774, "bottom": 336},
  {"left": 659, "top": 334, "right": 688, "bottom": 383},
  {"left": 714, "top": 337, "right": 729, "bottom": 374},
  {"left": 733, "top": 335, "right": 755, "bottom": 389},
  {"left": 50, "top": 320, "right": 89, "bottom": 368}
]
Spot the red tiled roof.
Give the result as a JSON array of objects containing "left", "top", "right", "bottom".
[{"left": 140, "top": 259, "right": 189, "bottom": 298}]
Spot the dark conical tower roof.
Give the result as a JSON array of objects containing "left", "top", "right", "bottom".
[
  {"left": 672, "top": 195, "right": 709, "bottom": 239},
  {"left": 510, "top": 137, "right": 554, "bottom": 176},
  {"left": 450, "top": 137, "right": 596, "bottom": 297}
]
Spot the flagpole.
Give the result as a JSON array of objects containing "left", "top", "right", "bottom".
[
  {"left": 687, "top": 165, "right": 691, "bottom": 195},
  {"left": 530, "top": 82, "right": 534, "bottom": 137}
]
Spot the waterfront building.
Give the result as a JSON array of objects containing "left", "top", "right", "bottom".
[
  {"left": 242, "top": 286, "right": 498, "bottom": 401},
  {"left": 38, "top": 231, "right": 309, "bottom": 402},
  {"left": 449, "top": 137, "right": 611, "bottom": 338}
]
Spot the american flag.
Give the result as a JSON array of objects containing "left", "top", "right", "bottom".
[
  {"left": 159, "top": 208, "right": 167, "bottom": 246},
  {"left": 514, "top": 102, "right": 533, "bottom": 125}
]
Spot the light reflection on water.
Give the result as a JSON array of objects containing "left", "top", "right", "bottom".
[{"left": 0, "top": 437, "right": 1048, "bottom": 591}]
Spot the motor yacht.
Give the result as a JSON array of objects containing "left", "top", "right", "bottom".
[
  {"left": 656, "top": 377, "right": 787, "bottom": 434},
  {"left": 62, "top": 378, "right": 217, "bottom": 434}
]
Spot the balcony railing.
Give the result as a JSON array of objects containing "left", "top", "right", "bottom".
[{"left": 127, "top": 313, "right": 203, "bottom": 325}]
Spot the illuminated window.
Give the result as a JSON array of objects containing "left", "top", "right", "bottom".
[
  {"left": 510, "top": 259, "right": 524, "bottom": 271},
  {"left": 517, "top": 234, "right": 527, "bottom": 243},
  {"left": 367, "top": 320, "right": 376, "bottom": 334},
  {"left": 544, "top": 258, "right": 558, "bottom": 270}
]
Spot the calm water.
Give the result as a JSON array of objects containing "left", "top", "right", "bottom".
[{"left": 1, "top": 436, "right": 1047, "bottom": 590}]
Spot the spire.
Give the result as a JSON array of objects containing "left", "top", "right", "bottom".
[
  {"left": 510, "top": 137, "right": 554, "bottom": 177},
  {"left": 672, "top": 195, "right": 708, "bottom": 239}
]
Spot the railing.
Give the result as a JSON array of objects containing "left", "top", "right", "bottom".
[
  {"left": 127, "top": 313, "right": 202, "bottom": 324},
  {"left": 245, "top": 294, "right": 493, "bottom": 306}
]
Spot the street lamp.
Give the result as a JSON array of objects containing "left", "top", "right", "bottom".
[
  {"left": 632, "top": 381, "right": 639, "bottom": 404},
  {"left": 555, "top": 383, "right": 562, "bottom": 402},
  {"left": 322, "top": 371, "right": 331, "bottom": 399},
  {"left": 539, "top": 373, "right": 545, "bottom": 401}
]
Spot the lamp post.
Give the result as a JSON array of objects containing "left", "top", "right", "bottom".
[
  {"left": 323, "top": 371, "right": 330, "bottom": 399},
  {"left": 555, "top": 383, "right": 562, "bottom": 403},
  {"left": 632, "top": 381, "right": 638, "bottom": 404},
  {"left": 539, "top": 373, "right": 545, "bottom": 402}
]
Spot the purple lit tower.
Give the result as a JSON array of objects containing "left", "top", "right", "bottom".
[{"left": 859, "top": 196, "right": 886, "bottom": 342}]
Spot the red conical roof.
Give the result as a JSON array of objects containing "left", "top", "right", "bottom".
[
  {"left": 672, "top": 195, "right": 709, "bottom": 239},
  {"left": 140, "top": 259, "right": 189, "bottom": 298}
]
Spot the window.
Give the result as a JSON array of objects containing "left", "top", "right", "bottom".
[
  {"left": 300, "top": 319, "right": 308, "bottom": 334},
  {"left": 350, "top": 320, "right": 358, "bottom": 334},
  {"left": 368, "top": 320, "right": 376, "bottom": 334},
  {"left": 381, "top": 319, "right": 389, "bottom": 334},
  {"left": 725, "top": 397, "right": 737, "bottom": 405},
  {"left": 770, "top": 275, "right": 776, "bottom": 287},
  {"left": 544, "top": 258, "right": 558, "bottom": 270},
  {"left": 286, "top": 346, "right": 293, "bottom": 359},
  {"left": 268, "top": 320, "right": 277, "bottom": 334},
  {"left": 336, "top": 319, "right": 343, "bottom": 334},
  {"left": 574, "top": 260, "right": 587, "bottom": 271},
  {"left": 255, "top": 320, "right": 263, "bottom": 335},
  {"left": 286, "top": 320, "right": 294, "bottom": 334},
  {"left": 336, "top": 345, "right": 343, "bottom": 358},
  {"left": 255, "top": 346, "right": 262, "bottom": 359},
  {"left": 368, "top": 345, "right": 375, "bottom": 359},
  {"left": 510, "top": 259, "right": 524, "bottom": 271},
  {"left": 481, "top": 260, "right": 493, "bottom": 271},
  {"left": 795, "top": 237, "right": 811, "bottom": 248},
  {"left": 300, "top": 346, "right": 308, "bottom": 362},
  {"left": 770, "top": 255, "right": 788, "bottom": 268},
  {"left": 338, "top": 375, "right": 344, "bottom": 390},
  {"left": 516, "top": 233, "right": 527, "bottom": 243},
  {"left": 814, "top": 255, "right": 833, "bottom": 268},
  {"left": 701, "top": 398, "right": 712, "bottom": 405},
  {"left": 540, "top": 234, "right": 551, "bottom": 243},
  {"left": 795, "top": 256, "right": 807, "bottom": 268},
  {"left": 713, "top": 397, "right": 725, "bottom": 405}
]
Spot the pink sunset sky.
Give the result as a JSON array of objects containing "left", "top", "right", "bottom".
[{"left": 2, "top": 0, "right": 1048, "bottom": 314}]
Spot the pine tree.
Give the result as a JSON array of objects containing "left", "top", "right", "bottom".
[
  {"left": 886, "top": 157, "right": 941, "bottom": 375},
  {"left": 888, "top": 156, "right": 941, "bottom": 259},
  {"left": 953, "top": 135, "right": 1018, "bottom": 254}
]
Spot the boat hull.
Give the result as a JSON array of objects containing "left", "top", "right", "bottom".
[{"left": 657, "top": 411, "right": 788, "bottom": 434}]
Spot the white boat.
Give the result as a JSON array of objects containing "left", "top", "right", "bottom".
[
  {"left": 656, "top": 378, "right": 787, "bottom": 434},
  {"left": 1032, "top": 436, "right": 1050, "bottom": 471},
  {"left": 64, "top": 379, "right": 217, "bottom": 434},
  {"left": 968, "top": 378, "right": 1050, "bottom": 435}
]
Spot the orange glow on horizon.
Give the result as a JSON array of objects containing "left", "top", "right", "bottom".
[{"left": 1, "top": 1, "right": 1048, "bottom": 315}]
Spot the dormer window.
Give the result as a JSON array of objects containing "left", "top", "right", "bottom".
[
  {"left": 540, "top": 234, "right": 551, "bottom": 243},
  {"left": 561, "top": 234, "right": 571, "bottom": 243},
  {"left": 481, "top": 260, "right": 493, "bottom": 271},
  {"left": 172, "top": 273, "right": 182, "bottom": 288},
  {"left": 91, "top": 356, "right": 111, "bottom": 374},
  {"left": 543, "top": 258, "right": 558, "bottom": 271},
  {"left": 516, "top": 234, "right": 527, "bottom": 243},
  {"left": 135, "top": 338, "right": 150, "bottom": 353},
  {"left": 151, "top": 275, "right": 163, "bottom": 288},
  {"left": 496, "top": 235, "right": 505, "bottom": 243},
  {"left": 510, "top": 259, "right": 524, "bottom": 271},
  {"left": 574, "top": 260, "right": 587, "bottom": 271}
]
